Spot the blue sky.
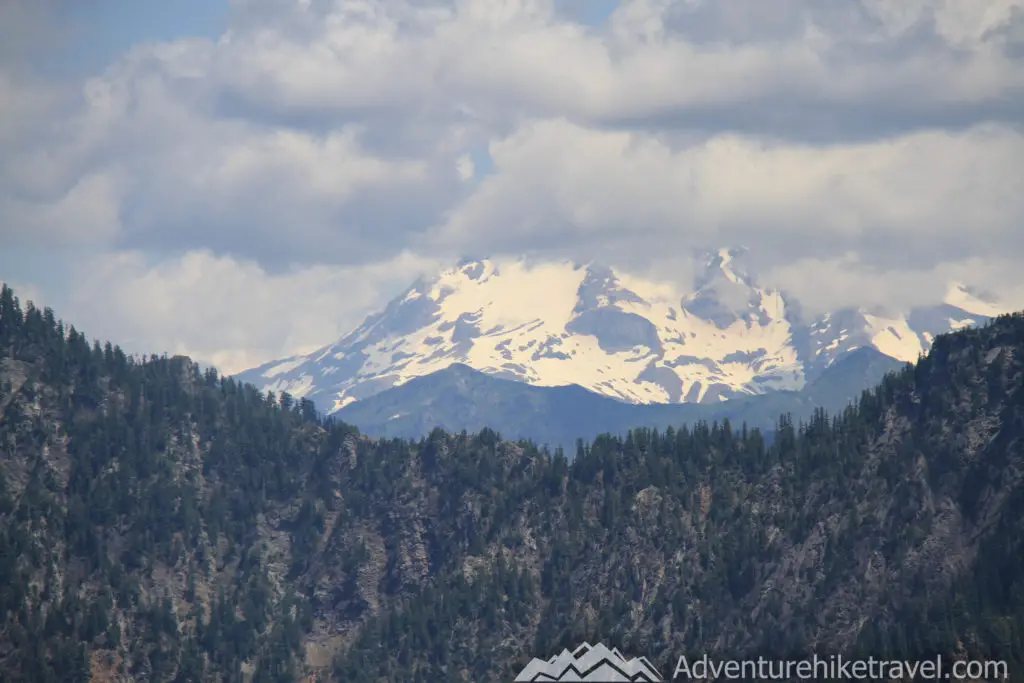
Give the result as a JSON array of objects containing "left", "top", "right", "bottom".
[
  {"left": 2, "top": 0, "right": 1023, "bottom": 373},
  {"left": 56, "top": 0, "right": 615, "bottom": 79},
  {"left": 557, "top": 0, "right": 619, "bottom": 24},
  {"left": 53, "top": 0, "right": 230, "bottom": 76}
]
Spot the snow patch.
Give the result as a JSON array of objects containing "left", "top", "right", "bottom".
[
  {"left": 862, "top": 314, "right": 924, "bottom": 362},
  {"left": 234, "top": 253, "right": 1002, "bottom": 414},
  {"left": 944, "top": 282, "right": 1008, "bottom": 318},
  {"left": 262, "top": 373, "right": 315, "bottom": 398},
  {"left": 262, "top": 358, "right": 305, "bottom": 378}
]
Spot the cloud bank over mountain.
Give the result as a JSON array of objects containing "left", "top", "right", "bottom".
[{"left": 1, "top": 0, "right": 1023, "bottom": 372}]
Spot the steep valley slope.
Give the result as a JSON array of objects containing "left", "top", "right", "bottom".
[{"left": 1, "top": 284, "right": 1022, "bottom": 682}]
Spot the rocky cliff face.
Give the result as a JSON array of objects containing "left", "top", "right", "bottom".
[{"left": 1, "top": 285, "right": 1022, "bottom": 681}]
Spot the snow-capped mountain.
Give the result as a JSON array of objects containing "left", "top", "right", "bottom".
[{"left": 234, "top": 248, "right": 1007, "bottom": 414}]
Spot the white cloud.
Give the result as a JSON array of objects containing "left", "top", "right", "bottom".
[
  {"left": 765, "top": 254, "right": 1024, "bottom": 316},
  {"left": 1, "top": 0, "right": 1023, "bottom": 366},
  {"left": 1, "top": 44, "right": 441, "bottom": 264},
  {"left": 1, "top": 171, "right": 123, "bottom": 246},
  {"left": 65, "top": 249, "right": 443, "bottom": 375},
  {"left": 455, "top": 154, "right": 475, "bottom": 181},
  {"left": 430, "top": 119, "right": 1024, "bottom": 268},
  {"left": 208, "top": 0, "right": 1024, "bottom": 125}
]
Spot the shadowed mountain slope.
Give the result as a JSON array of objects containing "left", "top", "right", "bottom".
[{"left": 335, "top": 347, "right": 905, "bottom": 450}]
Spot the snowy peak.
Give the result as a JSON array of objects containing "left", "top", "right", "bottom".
[
  {"left": 695, "top": 246, "right": 755, "bottom": 289},
  {"left": 235, "top": 250, "right": 1012, "bottom": 415},
  {"left": 801, "top": 290, "right": 1004, "bottom": 378},
  {"left": 684, "top": 246, "right": 786, "bottom": 330},
  {"left": 573, "top": 264, "right": 647, "bottom": 314}
]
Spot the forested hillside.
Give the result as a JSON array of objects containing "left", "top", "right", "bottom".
[{"left": 1, "top": 282, "right": 1022, "bottom": 681}]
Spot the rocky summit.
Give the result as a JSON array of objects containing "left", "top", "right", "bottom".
[{"left": 236, "top": 248, "right": 1006, "bottom": 415}]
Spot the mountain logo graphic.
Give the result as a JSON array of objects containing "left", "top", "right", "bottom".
[{"left": 513, "top": 642, "right": 663, "bottom": 681}]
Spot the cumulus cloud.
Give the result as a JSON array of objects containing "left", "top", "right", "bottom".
[
  {"left": 765, "top": 254, "right": 1024, "bottom": 317},
  {"left": 2, "top": 40, "right": 453, "bottom": 265},
  {"left": 1, "top": 0, "right": 1023, "bottom": 367},
  {"left": 430, "top": 119, "right": 1024, "bottom": 267},
  {"left": 211, "top": 0, "right": 1024, "bottom": 128},
  {"left": 64, "top": 249, "right": 442, "bottom": 374}
]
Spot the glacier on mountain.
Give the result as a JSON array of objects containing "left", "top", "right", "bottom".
[{"left": 234, "top": 248, "right": 1007, "bottom": 414}]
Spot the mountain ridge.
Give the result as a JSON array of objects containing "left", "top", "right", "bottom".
[
  {"left": 334, "top": 346, "right": 906, "bottom": 451},
  {"left": 236, "top": 249, "right": 1006, "bottom": 417}
]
